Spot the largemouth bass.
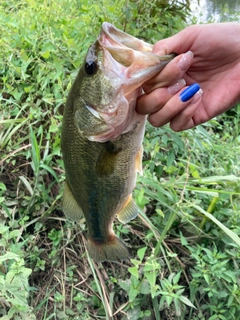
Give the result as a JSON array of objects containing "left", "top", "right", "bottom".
[{"left": 61, "top": 22, "right": 174, "bottom": 262}]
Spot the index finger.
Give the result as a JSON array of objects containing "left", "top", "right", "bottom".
[{"left": 142, "top": 51, "right": 193, "bottom": 94}]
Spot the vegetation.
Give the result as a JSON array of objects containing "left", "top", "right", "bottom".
[{"left": 0, "top": 0, "right": 240, "bottom": 319}]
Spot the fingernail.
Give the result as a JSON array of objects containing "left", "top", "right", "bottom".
[
  {"left": 178, "top": 51, "right": 193, "bottom": 71},
  {"left": 180, "top": 83, "right": 201, "bottom": 102},
  {"left": 168, "top": 79, "right": 186, "bottom": 95},
  {"left": 191, "top": 88, "right": 203, "bottom": 104}
]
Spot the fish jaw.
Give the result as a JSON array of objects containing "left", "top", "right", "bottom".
[
  {"left": 99, "top": 23, "right": 175, "bottom": 93},
  {"left": 101, "top": 22, "right": 154, "bottom": 52}
]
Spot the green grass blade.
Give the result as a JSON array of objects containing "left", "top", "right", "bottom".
[
  {"left": 190, "top": 202, "right": 240, "bottom": 247},
  {"left": 19, "top": 175, "right": 34, "bottom": 196},
  {"left": 30, "top": 126, "right": 40, "bottom": 173}
]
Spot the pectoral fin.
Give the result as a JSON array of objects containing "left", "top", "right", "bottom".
[
  {"left": 96, "top": 141, "right": 122, "bottom": 176},
  {"left": 117, "top": 195, "right": 138, "bottom": 224},
  {"left": 62, "top": 182, "right": 83, "bottom": 220}
]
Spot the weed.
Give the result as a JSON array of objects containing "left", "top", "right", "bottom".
[{"left": 1, "top": 0, "right": 240, "bottom": 319}]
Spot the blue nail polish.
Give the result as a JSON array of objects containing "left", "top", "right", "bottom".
[{"left": 180, "top": 83, "right": 201, "bottom": 102}]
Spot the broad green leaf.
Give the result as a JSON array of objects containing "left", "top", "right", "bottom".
[
  {"left": 167, "top": 150, "right": 175, "bottom": 167},
  {"left": 118, "top": 279, "right": 131, "bottom": 291},
  {"left": 145, "top": 271, "right": 156, "bottom": 288},
  {"left": 156, "top": 208, "right": 164, "bottom": 218},
  {"left": 173, "top": 272, "right": 181, "bottom": 285},
  {"left": 129, "top": 287, "right": 139, "bottom": 302},
  {"left": 128, "top": 266, "right": 138, "bottom": 279},
  {"left": 0, "top": 182, "right": 6, "bottom": 190},
  {"left": 137, "top": 247, "right": 147, "bottom": 262},
  {"left": 0, "top": 252, "right": 19, "bottom": 263},
  {"left": 180, "top": 232, "right": 188, "bottom": 246},
  {"left": 203, "top": 274, "right": 210, "bottom": 284},
  {"left": 40, "top": 51, "right": 50, "bottom": 59},
  {"left": 165, "top": 295, "right": 173, "bottom": 307},
  {"left": 139, "top": 280, "right": 151, "bottom": 295},
  {"left": 127, "top": 306, "right": 141, "bottom": 320}
]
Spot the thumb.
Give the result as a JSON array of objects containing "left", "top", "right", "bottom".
[{"left": 152, "top": 28, "right": 193, "bottom": 56}]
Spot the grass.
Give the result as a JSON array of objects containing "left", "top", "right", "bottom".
[{"left": 1, "top": 0, "right": 240, "bottom": 319}]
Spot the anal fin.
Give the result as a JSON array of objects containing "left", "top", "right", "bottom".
[
  {"left": 117, "top": 195, "right": 138, "bottom": 224},
  {"left": 62, "top": 182, "right": 83, "bottom": 220}
]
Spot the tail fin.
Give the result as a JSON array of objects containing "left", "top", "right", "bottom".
[{"left": 87, "top": 235, "right": 129, "bottom": 262}]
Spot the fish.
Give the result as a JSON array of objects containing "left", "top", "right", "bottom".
[{"left": 61, "top": 22, "right": 174, "bottom": 262}]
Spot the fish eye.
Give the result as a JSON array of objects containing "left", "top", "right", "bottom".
[{"left": 85, "top": 60, "right": 98, "bottom": 75}]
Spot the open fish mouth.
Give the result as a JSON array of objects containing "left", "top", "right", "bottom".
[
  {"left": 100, "top": 22, "right": 154, "bottom": 53},
  {"left": 75, "top": 22, "right": 175, "bottom": 142}
]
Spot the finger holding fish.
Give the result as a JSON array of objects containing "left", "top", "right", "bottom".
[
  {"left": 137, "top": 78, "right": 187, "bottom": 115},
  {"left": 147, "top": 84, "right": 203, "bottom": 128},
  {"left": 141, "top": 51, "right": 193, "bottom": 94}
]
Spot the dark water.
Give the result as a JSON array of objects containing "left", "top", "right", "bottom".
[{"left": 190, "top": 0, "right": 240, "bottom": 23}]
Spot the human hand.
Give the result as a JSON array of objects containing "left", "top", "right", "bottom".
[{"left": 136, "top": 22, "right": 240, "bottom": 131}]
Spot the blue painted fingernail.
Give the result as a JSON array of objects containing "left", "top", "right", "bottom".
[{"left": 180, "top": 83, "right": 201, "bottom": 102}]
